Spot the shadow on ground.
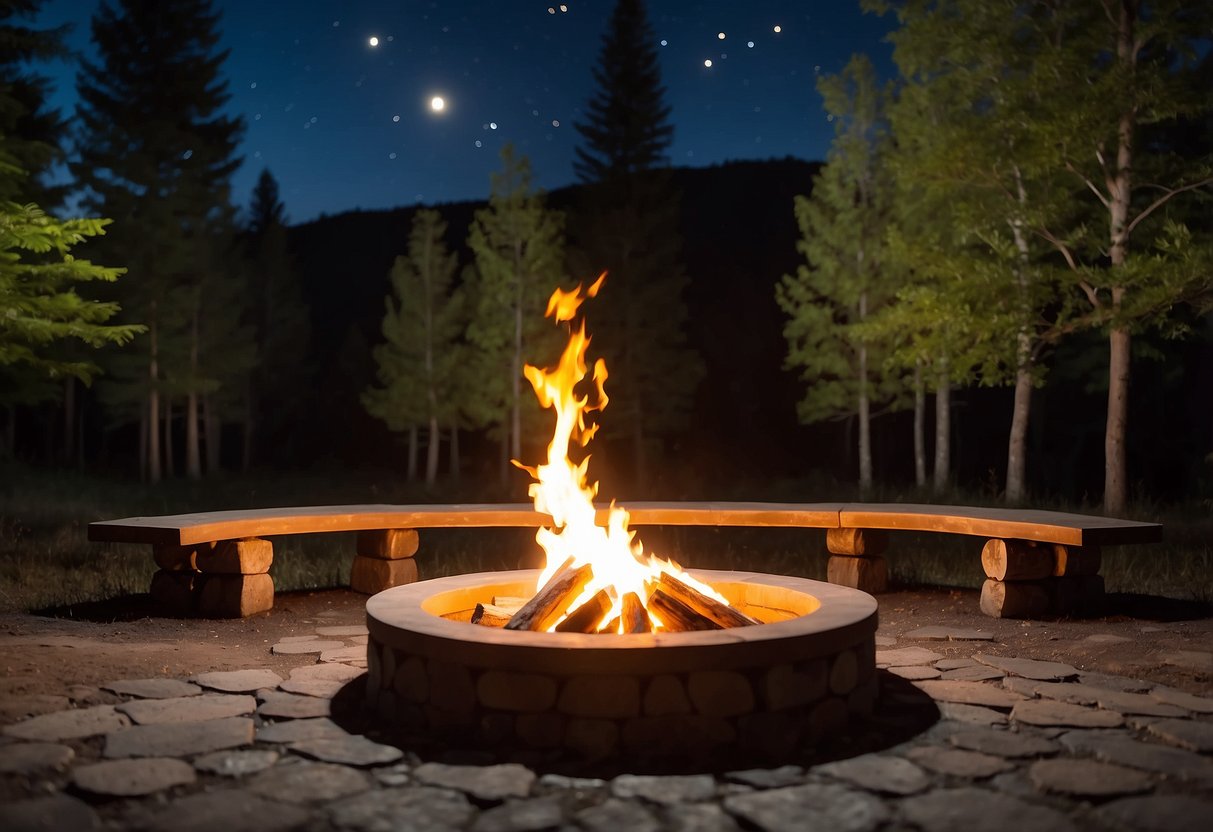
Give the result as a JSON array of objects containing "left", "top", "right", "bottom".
[{"left": 325, "top": 671, "right": 940, "bottom": 778}]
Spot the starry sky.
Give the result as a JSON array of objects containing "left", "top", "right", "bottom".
[{"left": 38, "top": 1, "right": 895, "bottom": 223}]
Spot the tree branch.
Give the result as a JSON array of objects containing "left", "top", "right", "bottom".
[
  {"left": 1066, "top": 161, "right": 1111, "bottom": 210},
  {"left": 1125, "top": 176, "right": 1213, "bottom": 237}
]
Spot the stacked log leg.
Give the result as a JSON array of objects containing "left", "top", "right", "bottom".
[
  {"left": 197, "top": 538, "right": 274, "bottom": 617},
  {"left": 351, "top": 528, "right": 420, "bottom": 595},
  {"left": 979, "top": 538, "right": 1103, "bottom": 618},
  {"left": 825, "top": 528, "right": 889, "bottom": 594}
]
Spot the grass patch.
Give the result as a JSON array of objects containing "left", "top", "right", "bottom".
[{"left": 2, "top": 462, "right": 1209, "bottom": 613}]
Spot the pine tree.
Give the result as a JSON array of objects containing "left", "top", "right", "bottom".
[
  {"left": 74, "top": 0, "right": 247, "bottom": 481},
  {"left": 777, "top": 55, "right": 901, "bottom": 495},
  {"left": 570, "top": 0, "right": 702, "bottom": 487},
  {"left": 0, "top": 0, "right": 66, "bottom": 205},
  {"left": 363, "top": 209, "right": 464, "bottom": 488},
  {"left": 241, "top": 168, "right": 309, "bottom": 469},
  {"left": 466, "top": 145, "right": 567, "bottom": 483}
]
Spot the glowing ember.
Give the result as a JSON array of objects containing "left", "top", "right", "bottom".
[{"left": 515, "top": 275, "right": 736, "bottom": 633}]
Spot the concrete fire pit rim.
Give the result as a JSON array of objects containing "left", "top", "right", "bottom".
[{"left": 365, "top": 569, "right": 877, "bottom": 674}]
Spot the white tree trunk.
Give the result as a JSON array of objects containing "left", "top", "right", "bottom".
[
  {"left": 933, "top": 361, "right": 950, "bottom": 493},
  {"left": 857, "top": 292, "right": 872, "bottom": 495},
  {"left": 913, "top": 361, "right": 926, "bottom": 488}
]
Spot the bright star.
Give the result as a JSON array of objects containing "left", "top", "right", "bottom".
[
  {"left": 430, "top": 95, "right": 446, "bottom": 113},
  {"left": 773, "top": 25, "right": 782, "bottom": 33},
  {"left": 704, "top": 59, "right": 713, "bottom": 68},
  {"left": 368, "top": 36, "right": 379, "bottom": 47}
]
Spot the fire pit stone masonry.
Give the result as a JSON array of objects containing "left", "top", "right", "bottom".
[{"left": 365, "top": 568, "right": 877, "bottom": 762}]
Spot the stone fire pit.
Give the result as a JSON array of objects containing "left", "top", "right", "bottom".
[{"left": 365, "top": 569, "right": 878, "bottom": 763}]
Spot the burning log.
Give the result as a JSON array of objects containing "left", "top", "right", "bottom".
[
  {"left": 621, "top": 592, "right": 652, "bottom": 633},
  {"left": 656, "top": 572, "right": 759, "bottom": 628},
  {"left": 491, "top": 596, "right": 528, "bottom": 613},
  {"left": 648, "top": 589, "right": 722, "bottom": 632},
  {"left": 471, "top": 603, "right": 513, "bottom": 627},
  {"left": 505, "top": 563, "right": 594, "bottom": 631},
  {"left": 555, "top": 588, "right": 612, "bottom": 633}
]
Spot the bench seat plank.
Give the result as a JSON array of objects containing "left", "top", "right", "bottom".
[{"left": 838, "top": 503, "right": 1162, "bottom": 547}]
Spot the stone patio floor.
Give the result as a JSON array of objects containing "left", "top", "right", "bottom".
[{"left": 1, "top": 609, "right": 1211, "bottom": 832}]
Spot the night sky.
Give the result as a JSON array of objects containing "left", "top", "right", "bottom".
[{"left": 38, "top": 1, "right": 894, "bottom": 223}]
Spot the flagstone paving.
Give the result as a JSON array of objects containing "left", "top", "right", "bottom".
[{"left": 2, "top": 613, "right": 1211, "bottom": 832}]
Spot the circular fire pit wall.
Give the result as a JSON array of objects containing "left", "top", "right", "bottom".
[{"left": 365, "top": 569, "right": 878, "bottom": 761}]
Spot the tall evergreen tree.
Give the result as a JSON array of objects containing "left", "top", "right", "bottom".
[
  {"left": 0, "top": 0, "right": 66, "bottom": 205},
  {"left": 777, "top": 55, "right": 900, "bottom": 495},
  {"left": 73, "top": 0, "right": 248, "bottom": 481},
  {"left": 466, "top": 145, "right": 567, "bottom": 483},
  {"left": 571, "top": 0, "right": 702, "bottom": 487},
  {"left": 241, "top": 168, "right": 309, "bottom": 469},
  {"left": 363, "top": 209, "right": 464, "bottom": 488}
]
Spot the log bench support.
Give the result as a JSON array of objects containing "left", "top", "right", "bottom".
[
  {"left": 825, "top": 528, "right": 889, "bottom": 594},
  {"left": 150, "top": 538, "right": 274, "bottom": 617},
  {"left": 979, "top": 538, "right": 1104, "bottom": 619},
  {"left": 350, "top": 528, "right": 420, "bottom": 595}
]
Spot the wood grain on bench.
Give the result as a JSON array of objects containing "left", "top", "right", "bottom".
[{"left": 88, "top": 501, "right": 1160, "bottom": 548}]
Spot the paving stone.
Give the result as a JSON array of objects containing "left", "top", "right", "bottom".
[
  {"left": 1077, "top": 672, "right": 1152, "bottom": 693},
  {"left": 1149, "top": 685, "right": 1213, "bottom": 713},
  {"left": 874, "top": 635, "right": 896, "bottom": 647},
  {"left": 1143, "top": 717, "right": 1213, "bottom": 752},
  {"left": 935, "top": 658, "right": 979, "bottom": 670},
  {"left": 904, "top": 626, "right": 994, "bottom": 641},
  {"left": 0, "top": 694, "right": 72, "bottom": 722},
  {"left": 328, "top": 785, "right": 474, "bottom": 832},
  {"left": 1027, "top": 758, "right": 1152, "bottom": 797},
  {"left": 906, "top": 745, "right": 1014, "bottom": 778},
  {"left": 192, "top": 748, "right": 280, "bottom": 777},
  {"left": 537, "top": 772, "right": 607, "bottom": 790},
  {"left": 0, "top": 741, "right": 74, "bottom": 773},
  {"left": 576, "top": 797, "right": 661, "bottom": 832},
  {"left": 940, "top": 666, "right": 1005, "bottom": 682},
  {"left": 104, "top": 715, "right": 254, "bottom": 757},
  {"left": 818, "top": 753, "right": 931, "bottom": 795},
  {"left": 723, "top": 782, "right": 889, "bottom": 832},
  {"left": 1002, "top": 677, "right": 1043, "bottom": 697},
  {"left": 973, "top": 654, "right": 1078, "bottom": 681},
  {"left": 899, "top": 786, "right": 1077, "bottom": 832},
  {"left": 0, "top": 794, "right": 100, "bottom": 832},
  {"left": 1011, "top": 699, "right": 1123, "bottom": 728},
  {"left": 471, "top": 797, "right": 564, "bottom": 832},
  {"left": 72, "top": 756, "right": 195, "bottom": 796},
  {"left": 889, "top": 665, "right": 941, "bottom": 681},
  {"left": 1059, "top": 730, "right": 1213, "bottom": 782},
  {"left": 2, "top": 704, "right": 129, "bottom": 741},
  {"left": 373, "top": 762, "right": 411, "bottom": 786},
  {"left": 724, "top": 765, "right": 805, "bottom": 789},
  {"left": 143, "top": 791, "right": 310, "bottom": 832},
  {"left": 257, "top": 691, "right": 332, "bottom": 719},
  {"left": 280, "top": 663, "right": 365, "bottom": 698},
  {"left": 256, "top": 716, "right": 350, "bottom": 744},
  {"left": 290, "top": 734, "right": 403, "bottom": 766},
  {"left": 915, "top": 680, "right": 1025, "bottom": 709},
  {"left": 1029, "top": 682, "right": 1187, "bottom": 717},
  {"left": 271, "top": 639, "right": 345, "bottom": 655},
  {"left": 611, "top": 773, "right": 717, "bottom": 803},
  {"left": 876, "top": 647, "right": 944, "bottom": 667},
  {"left": 102, "top": 678, "right": 202, "bottom": 699},
  {"left": 413, "top": 762, "right": 536, "bottom": 803},
  {"left": 938, "top": 703, "right": 1008, "bottom": 726},
  {"left": 247, "top": 758, "right": 370, "bottom": 802},
  {"left": 316, "top": 625, "right": 368, "bottom": 637},
  {"left": 666, "top": 803, "right": 744, "bottom": 832},
  {"left": 193, "top": 668, "right": 283, "bottom": 693},
  {"left": 948, "top": 728, "right": 1059, "bottom": 758},
  {"left": 116, "top": 692, "right": 255, "bottom": 724},
  {"left": 1160, "top": 650, "right": 1213, "bottom": 672},
  {"left": 320, "top": 645, "right": 367, "bottom": 663},
  {"left": 275, "top": 635, "right": 320, "bottom": 643},
  {"left": 1093, "top": 795, "right": 1213, "bottom": 832}
]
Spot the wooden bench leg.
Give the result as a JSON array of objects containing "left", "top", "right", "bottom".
[
  {"left": 979, "top": 539, "right": 1104, "bottom": 619},
  {"left": 351, "top": 529, "right": 420, "bottom": 595},
  {"left": 150, "top": 539, "right": 274, "bottom": 618},
  {"left": 825, "top": 528, "right": 889, "bottom": 594}
]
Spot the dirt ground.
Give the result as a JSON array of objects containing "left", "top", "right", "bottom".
[{"left": 0, "top": 586, "right": 1210, "bottom": 717}]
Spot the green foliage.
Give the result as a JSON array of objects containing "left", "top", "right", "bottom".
[
  {"left": 0, "top": 199, "right": 141, "bottom": 382},
  {"left": 363, "top": 209, "right": 464, "bottom": 433}
]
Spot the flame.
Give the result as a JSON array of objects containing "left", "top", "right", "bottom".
[{"left": 518, "top": 274, "right": 728, "bottom": 632}]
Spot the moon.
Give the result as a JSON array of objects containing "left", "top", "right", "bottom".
[
  {"left": 368, "top": 36, "right": 379, "bottom": 47},
  {"left": 429, "top": 95, "right": 446, "bottom": 113}
]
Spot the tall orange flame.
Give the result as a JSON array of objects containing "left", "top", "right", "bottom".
[{"left": 518, "top": 274, "right": 727, "bottom": 632}]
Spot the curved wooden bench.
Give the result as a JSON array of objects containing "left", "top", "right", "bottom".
[{"left": 88, "top": 502, "right": 1161, "bottom": 619}]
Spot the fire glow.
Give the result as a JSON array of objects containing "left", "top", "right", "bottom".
[{"left": 498, "top": 275, "right": 756, "bottom": 634}]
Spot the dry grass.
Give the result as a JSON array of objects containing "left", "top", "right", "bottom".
[{"left": 1, "top": 463, "right": 1209, "bottom": 613}]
